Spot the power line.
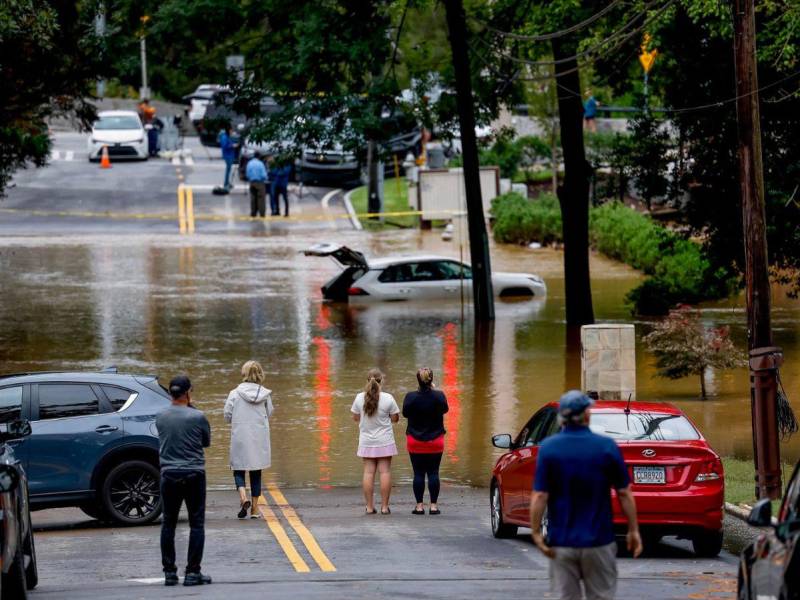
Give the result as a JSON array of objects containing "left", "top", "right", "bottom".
[
  {"left": 477, "top": 0, "right": 675, "bottom": 68},
  {"left": 474, "top": 0, "right": 624, "bottom": 42},
  {"left": 540, "top": 67, "right": 800, "bottom": 115}
]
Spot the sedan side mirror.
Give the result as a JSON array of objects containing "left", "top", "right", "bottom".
[
  {"left": 492, "top": 434, "right": 513, "bottom": 449},
  {"left": 747, "top": 498, "right": 773, "bottom": 527}
]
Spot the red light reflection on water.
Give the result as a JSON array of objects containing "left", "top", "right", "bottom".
[
  {"left": 313, "top": 308, "right": 333, "bottom": 488},
  {"left": 439, "top": 322, "right": 461, "bottom": 463}
]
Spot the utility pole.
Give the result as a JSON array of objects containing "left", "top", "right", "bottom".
[
  {"left": 366, "top": 140, "right": 384, "bottom": 220},
  {"left": 95, "top": 8, "right": 106, "bottom": 99},
  {"left": 139, "top": 15, "right": 151, "bottom": 99},
  {"left": 733, "top": 0, "right": 782, "bottom": 499},
  {"left": 443, "top": 0, "right": 495, "bottom": 322}
]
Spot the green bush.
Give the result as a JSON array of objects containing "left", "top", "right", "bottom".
[
  {"left": 491, "top": 192, "right": 562, "bottom": 245},
  {"left": 490, "top": 194, "right": 737, "bottom": 314}
]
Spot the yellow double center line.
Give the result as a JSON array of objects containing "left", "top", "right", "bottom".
[{"left": 258, "top": 484, "right": 336, "bottom": 573}]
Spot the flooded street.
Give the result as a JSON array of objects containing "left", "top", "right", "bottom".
[{"left": 1, "top": 229, "right": 798, "bottom": 488}]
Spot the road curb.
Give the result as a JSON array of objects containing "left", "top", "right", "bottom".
[
  {"left": 342, "top": 189, "right": 363, "bottom": 231},
  {"left": 724, "top": 501, "right": 777, "bottom": 526}
]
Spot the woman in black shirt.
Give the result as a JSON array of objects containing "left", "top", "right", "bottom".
[{"left": 402, "top": 368, "right": 449, "bottom": 515}]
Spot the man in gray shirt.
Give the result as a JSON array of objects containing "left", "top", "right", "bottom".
[{"left": 156, "top": 375, "right": 212, "bottom": 587}]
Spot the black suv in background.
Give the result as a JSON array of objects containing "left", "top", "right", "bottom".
[
  {"left": 0, "top": 371, "right": 170, "bottom": 525},
  {"left": 0, "top": 419, "right": 37, "bottom": 599},
  {"left": 739, "top": 460, "right": 800, "bottom": 599}
]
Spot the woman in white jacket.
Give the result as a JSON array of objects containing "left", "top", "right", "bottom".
[{"left": 224, "top": 360, "right": 274, "bottom": 519}]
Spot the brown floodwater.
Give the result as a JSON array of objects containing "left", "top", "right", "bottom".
[{"left": 0, "top": 230, "right": 798, "bottom": 489}]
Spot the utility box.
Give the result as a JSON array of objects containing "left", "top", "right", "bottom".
[{"left": 581, "top": 324, "right": 636, "bottom": 400}]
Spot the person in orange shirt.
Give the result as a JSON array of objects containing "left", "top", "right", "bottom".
[{"left": 138, "top": 99, "right": 159, "bottom": 156}]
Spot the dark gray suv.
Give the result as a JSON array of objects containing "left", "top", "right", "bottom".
[{"left": 0, "top": 370, "right": 170, "bottom": 525}]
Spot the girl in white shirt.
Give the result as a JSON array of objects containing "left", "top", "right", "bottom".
[{"left": 351, "top": 368, "right": 400, "bottom": 514}]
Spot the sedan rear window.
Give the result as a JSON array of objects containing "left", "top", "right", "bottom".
[
  {"left": 589, "top": 412, "right": 700, "bottom": 441},
  {"left": 94, "top": 116, "right": 141, "bottom": 130}
]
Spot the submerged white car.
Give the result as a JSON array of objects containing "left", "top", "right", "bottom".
[
  {"left": 304, "top": 243, "right": 547, "bottom": 301},
  {"left": 87, "top": 110, "right": 148, "bottom": 161}
]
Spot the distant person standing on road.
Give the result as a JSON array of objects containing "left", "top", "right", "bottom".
[
  {"left": 269, "top": 163, "right": 291, "bottom": 217},
  {"left": 402, "top": 368, "right": 448, "bottom": 515},
  {"left": 350, "top": 368, "right": 400, "bottom": 514},
  {"left": 219, "top": 125, "right": 237, "bottom": 190},
  {"left": 246, "top": 153, "right": 268, "bottom": 218},
  {"left": 138, "top": 98, "right": 159, "bottom": 157},
  {"left": 156, "top": 375, "right": 212, "bottom": 587},
  {"left": 583, "top": 90, "right": 600, "bottom": 133},
  {"left": 530, "top": 390, "right": 642, "bottom": 600},
  {"left": 224, "top": 360, "right": 274, "bottom": 519}
]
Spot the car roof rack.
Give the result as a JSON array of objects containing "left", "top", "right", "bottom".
[{"left": 0, "top": 367, "right": 126, "bottom": 380}]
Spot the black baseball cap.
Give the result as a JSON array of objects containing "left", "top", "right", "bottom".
[{"left": 168, "top": 375, "right": 192, "bottom": 399}]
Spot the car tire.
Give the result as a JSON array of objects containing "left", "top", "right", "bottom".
[
  {"left": 692, "top": 530, "right": 723, "bottom": 557},
  {"left": 23, "top": 525, "right": 37, "bottom": 590},
  {"left": 491, "top": 484, "right": 518, "bottom": 539},
  {"left": 2, "top": 533, "right": 27, "bottom": 600},
  {"left": 100, "top": 460, "right": 162, "bottom": 526}
]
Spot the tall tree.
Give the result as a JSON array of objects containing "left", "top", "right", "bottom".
[
  {"left": 552, "top": 35, "right": 595, "bottom": 326},
  {"left": 1, "top": 0, "right": 105, "bottom": 195}
]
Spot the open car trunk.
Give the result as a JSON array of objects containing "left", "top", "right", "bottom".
[{"left": 304, "top": 244, "right": 368, "bottom": 301}]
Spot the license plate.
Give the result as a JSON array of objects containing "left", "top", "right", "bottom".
[{"left": 633, "top": 466, "right": 666, "bottom": 484}]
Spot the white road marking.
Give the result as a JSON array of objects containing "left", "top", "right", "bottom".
[
  {"left": 320, "top": 188, "right": 343, "bottom": 231},
  {"left": 342, "top": 189, "right": 363, "bottom": 231},
  {"left": 65, "top": 150, "right": 74, "bottom": 161},
  {"left": 127, "top": 577, "right": 163, "bottom": 584},
  {"left": 171, "top": 155, "right": 181, "bottom": 166},
  {"left": 184, "top": 155, "right": 195, "bottom": 166},
  {"left": 51, "top": 151, "right": 60, "bottom": 161},
  {"left": 320, "top": 188, "right": 342, "bottom": 210}
]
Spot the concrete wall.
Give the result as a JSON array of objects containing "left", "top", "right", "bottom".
[{"left": 581, "top": 324, "right": 636, "bottom": 400}]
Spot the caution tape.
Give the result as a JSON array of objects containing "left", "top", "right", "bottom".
[{"left": 0, "top": 207, "right": 467, "bottom": 223}]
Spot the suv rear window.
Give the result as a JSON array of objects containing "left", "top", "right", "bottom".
[
  {"left": 101, "top": 385, "right": 136, "bottom": 411},
  {"left": 589, "top": 412, "right": 700, "bottom": 441}
]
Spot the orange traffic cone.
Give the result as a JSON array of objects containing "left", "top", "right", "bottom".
[{"left": 100, "top": 145, "right": 112, "bottom": 169}]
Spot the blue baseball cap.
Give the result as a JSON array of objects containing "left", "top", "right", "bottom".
[{"left": 558, "top": 390, "right": 594, "bottom": 418}]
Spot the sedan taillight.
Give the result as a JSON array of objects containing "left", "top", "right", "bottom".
[
  {"left": 348, "top": 287, "right": 369, "bottom": 296},
  {"left": 695, "top": 458, "right": 723, "bottom": 482}
]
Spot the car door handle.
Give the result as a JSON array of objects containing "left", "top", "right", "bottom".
[
  {"left": 95, "top": 425, "right": 119, "bottom": 433},
  {"left": 445, "top": 286, "right": 458, "bottom": 292}
]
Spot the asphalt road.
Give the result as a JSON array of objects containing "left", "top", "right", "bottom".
[
  {"left": 29, "top": 486, "right": 742, "bottom": 599},
  {"left": 1, "top": 133, "right": 354, "bottom": 235}
]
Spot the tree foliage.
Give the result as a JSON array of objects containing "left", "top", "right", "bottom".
[
  {"left": 0, "top": 0, "right": 104, "bottom": 195},
  {"left": 643, "top": 305, "right": 746, "bottom": 398}
]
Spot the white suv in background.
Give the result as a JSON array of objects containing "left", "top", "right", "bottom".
[{"left": 304, "top": 243, "right": 547, "bottom": 301}]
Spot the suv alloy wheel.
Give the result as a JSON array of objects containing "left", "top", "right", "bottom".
[{"left": 101, "top": 460, "right": 162, "bottom": 525}]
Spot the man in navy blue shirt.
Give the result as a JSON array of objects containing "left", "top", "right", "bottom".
[{"left": 530, "top": 390, "right": 642, "bottom": 600}]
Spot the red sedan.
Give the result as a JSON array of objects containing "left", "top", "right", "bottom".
[{"left": 490, "top": 401, "right": 725, "bottom": 557}]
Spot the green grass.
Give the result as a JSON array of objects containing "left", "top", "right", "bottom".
[
  {"left": 348, "top": 177, "right": 416, "bottom": 229},
  {"left": 722, "top": 457, "right": 792, "bottom": 513}
]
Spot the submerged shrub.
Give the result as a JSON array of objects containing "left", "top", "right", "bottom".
[{"left": 489, "top": 194, "right": 738, "bottom": 314}]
